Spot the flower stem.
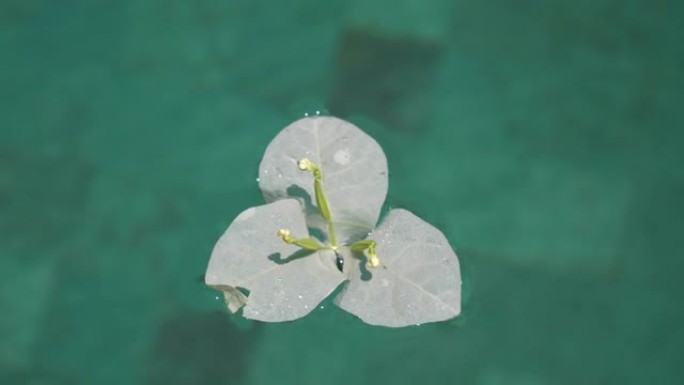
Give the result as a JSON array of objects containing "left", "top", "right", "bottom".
[
  {"left": 277, "top": 229, "right": 324, "bottom": 251},
  {"left": 298, "top": 158, "right": 338, "bottom": 248}
]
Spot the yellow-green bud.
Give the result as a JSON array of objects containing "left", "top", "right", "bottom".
[
  {"left": 277, "top": 229, "right": 293, "bottom": 243},
  {"left": 298, "top": 158, "right": 314, "bottom": 171}
]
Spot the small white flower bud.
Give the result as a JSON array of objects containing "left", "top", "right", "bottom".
[
  {"left": 297, "top": 158, "right": 313, "bottom": 171},
  {"left": 276, "top": 229, "right": 291, "bottom": 239}
]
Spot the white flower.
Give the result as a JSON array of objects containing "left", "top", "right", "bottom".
[{"left": 205, "top": 116, "right": 461, "bottom": 327}]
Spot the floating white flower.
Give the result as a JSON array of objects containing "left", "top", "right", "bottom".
[{"left": 205, "top": 116, "right": 461, "bottom": 327}]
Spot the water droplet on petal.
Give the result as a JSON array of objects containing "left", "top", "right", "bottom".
[{"left": 334, "top": 149, "right": 350, "bottom": 165}]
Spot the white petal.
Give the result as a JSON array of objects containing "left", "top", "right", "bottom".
[
  {"left": 205, "top": 199, "right": 344, "bottom": 322},
  {"left": 258, "top": 116, "right": 388, "bottom": 244},
  {"left": 336, "top": 209, "right": 461, "bottom": 327}
]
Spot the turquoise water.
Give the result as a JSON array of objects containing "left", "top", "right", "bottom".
[{"left": 2, "top": 0, "right": 682, "bottom": 384}]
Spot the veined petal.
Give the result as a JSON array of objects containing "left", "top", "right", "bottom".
[
  {"left": 335, "top": 209, "right": 461, "bottom": 327},
  {"left": 205, "top": 199, "right": 344, "bottom": 322},
  {"left": 258, "top": 117, "right": 388, "bottom": 244}
]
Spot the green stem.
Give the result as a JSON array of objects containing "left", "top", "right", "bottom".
[
  {"left": 277, "top": 229, "right": 324, "bottom": 251},
  {"left": 299, "top": 158, "right": 338, "bottom": 248},
  {"left": 314, "top": 177, "right": 337, "bottom": 247}
]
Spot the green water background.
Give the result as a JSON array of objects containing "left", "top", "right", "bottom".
[{"left": 1, "top": 0, "right": 682, "bottom": 384}]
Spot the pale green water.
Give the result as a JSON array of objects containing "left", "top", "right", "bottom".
[{"left": 1, "top": 1, "right": 683, "bottom": 384}]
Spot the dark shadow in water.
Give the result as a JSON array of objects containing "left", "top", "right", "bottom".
[
  {"left": 328, "top": 28, "right": 443, "bottom": 133},
  {"left": 0, "top": 366, "right": 80, "bottom": 385},
  {"left": 267, "top": 249, "right": 315, "bottom": 265},
  {"left": 144, "top": 311, "right": 261, "bottom": 385}
]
